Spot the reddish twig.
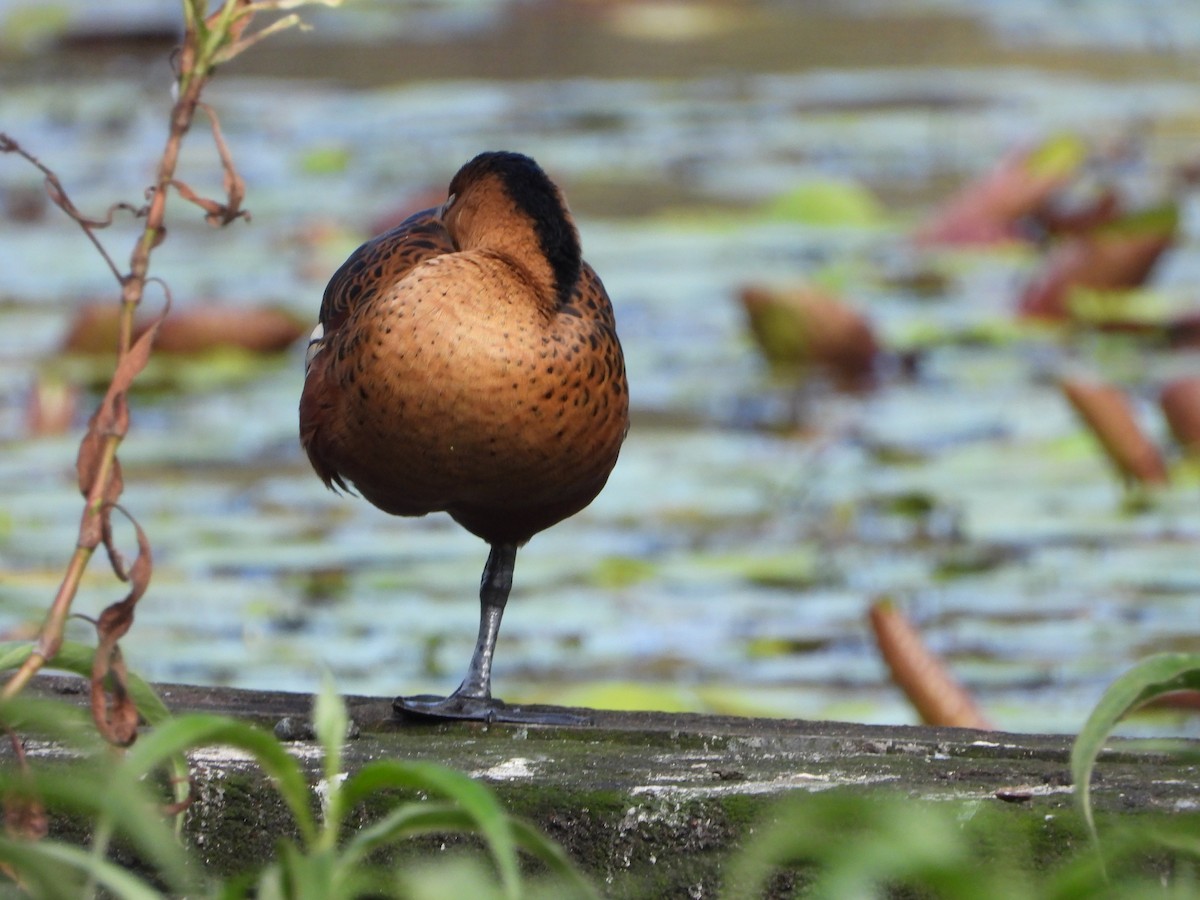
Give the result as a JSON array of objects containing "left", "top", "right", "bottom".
[
  {"left": 0, "top": 135, "right": 143, "bottom": 285},
  {"left": 0, "top": 7, "right": 263, "bottom": 718}
]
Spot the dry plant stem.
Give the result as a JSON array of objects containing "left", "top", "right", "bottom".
[{"left": 0, "top": 44, "right": 211, "bottom": 704}]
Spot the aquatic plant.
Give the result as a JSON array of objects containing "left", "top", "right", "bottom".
[{"left": 0, "top": 668, "right": 591, "bottom": 898}]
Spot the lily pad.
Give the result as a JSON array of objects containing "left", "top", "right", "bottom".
[{"left": 764, "top": 178, "right": 885, "bottom": 227}]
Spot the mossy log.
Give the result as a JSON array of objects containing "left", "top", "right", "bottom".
[{"left": 17, "top": 676, "right": 1200, "bottom": 896}]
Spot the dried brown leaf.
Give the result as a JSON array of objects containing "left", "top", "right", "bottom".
[
  {"left": 1, "top": 133, "right": 138, "bottom": 283},
  {"left": 89, "top": 506, "right": 152, "bottom": 747},
  {"left": 201, "top": 102, "right": 249, "bottom": 225},
  {"left": 1161, "top": 377, "right": 1200, "bottom": 455},
  {"left": 869, "top": 598, "right": 993, "bottom": 730},
  {"left": 3, "top": 791, "right": 48, "bottom": 844},
  {"left": 1061, "top": 377, "right": 1168, "bottom": 485},
  {"left": 91, "top": 645, "right": 140, "bottom": 747},
  {"left": 75, "top": 296, "right": 170, "bottom": 552},
  {"left": 2, "top": 731, "right": 48, "bottom": 843},
  {"left": 169, "top": 179, "right": 239, "bottom": 227},
  {"left": 64, "top": 303, "right": 304, "bottom": 356}
]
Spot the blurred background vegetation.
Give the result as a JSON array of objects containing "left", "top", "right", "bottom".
[{"left": 1, "top": 0, "right": 1199, "bottom": 736}]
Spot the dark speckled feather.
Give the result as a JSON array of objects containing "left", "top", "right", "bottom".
[{"left": 318, "top": 208, "right": 455, "bottom": 333}]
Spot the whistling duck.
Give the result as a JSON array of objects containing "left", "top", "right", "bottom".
[{"left": 299, "top": 151, "right": 629, "bottom": 723}]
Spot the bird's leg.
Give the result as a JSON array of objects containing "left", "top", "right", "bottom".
[
  {"left": 450, "top": 541, "right": 516, "bottom": 700},
  {"left": 393, "top": 543, "right": 517, "bottom": 721},
  {"left": 393, "top": 542, "right": 592, "bottom": 726}
]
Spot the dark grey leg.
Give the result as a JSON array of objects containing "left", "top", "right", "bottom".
[
  {"left": 393, "top": 542, "right": 591, "bottom": 726},
  {"left": 450, "top": 541, "right": 516, "bottom": 700}
]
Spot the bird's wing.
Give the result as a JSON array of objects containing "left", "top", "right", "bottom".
[{"left": 318, "top": 207, "right": 456, "bottom": 333}]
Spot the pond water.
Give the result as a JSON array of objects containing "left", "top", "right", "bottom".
[{"left": 1, "top": 0, "right": 1199, "bottom": 735}]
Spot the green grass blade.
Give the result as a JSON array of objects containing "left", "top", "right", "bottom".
[
  {"left": 0, "top": 640, "right": 173, "bottom": 725},
  {"left": 343, "top": 800, "right": 471, "bottom": 858},
  {"left": 345, "top": 803, "right": 586, "bottom": 897},
  {"left": 341, "top": 761, "right": 520, "bottom": 900},
  {"left": 0, "top": 837, "right": 166, "bottom": 900},
  {"left": 0, "top": 837, "right": 87, "bottom": 900},
  {"left": 97, "top": 776, "right": 197, "bottom": 893},
  {"left": 123, "top": 713, "right": 318, "bottom": 844},
  {"left": 0, "top": 693, "right": 99, "bottom": 746},
  {"left": 509, "top": 818, "right": 599, "bottom": 899},
  {"left": 311, "top": 673, "right": 348, "bottom": 836},
  {"left": 1071, "top": 653, "right": 1200, "bottom": 839},
  {"left": 722, "top": 793, "right": 1019, "bottom": 900},
  {"left": 0, "top": 744, "right": 195, "bottom": 893}
]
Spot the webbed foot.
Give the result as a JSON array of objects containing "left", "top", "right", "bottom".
[{"left": 392, "top": 693, "right": 591, "bottom": 726}]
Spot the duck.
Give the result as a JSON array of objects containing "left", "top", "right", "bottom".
[{"left": 299, "top": 151, "right": 629, "bottom": 724}]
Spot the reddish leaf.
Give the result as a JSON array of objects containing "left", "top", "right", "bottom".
[
  {"left": 1061, "top": 377, "right": 1168, "bottom": 485},
  {"left": 1019, "top": 206, "right": 1178, "bottom": 320},
  {"left": 1031, "top": 186, "right": 1121, "bottom": 237},
  {"left": 869, "top": 599, "right": 993, "bottom": 729},
  {"left": 3, "top": 732, "right": 47, "bottom": 843},
  {"left": 89, "top": 506, "right": 152, "bottom": 747},
  {"left": 60, "top": 303, "right": 123, "bottom": 354},
  {"left": 739, "top": 284, "right": 878, "bottom": 386},
  {"left": 63, "top": 303, "right": 305, "bottom": 356},
  {"left": 1161, "top": 377, "right": 1200, "bottom": 455},
  {"left": 916, "top": 134, "right": 1086, "bottom": 245},
  {"left": 154, "top": 307, "right": 305, "bottom": 354},
  {"left": 1145, "top": 689, "right": 1200, "bottom": 711}
]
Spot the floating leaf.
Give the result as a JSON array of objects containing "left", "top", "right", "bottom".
[
  {"left": 0, "top": 5, "right": 72, "bottom": 53},
  {"left": 739, "top": 283, "right": 878, "bottom": 383},
  {"left": 586, "top": 556, "right": 658, "bottom": 589},
  {"left": 917, "top": 133, "right": 1087, "bottom": 245},
  {"left": 555, "top": 682, "right": 693, "bottom": 712},
  {"left": 1025, "top": 132, "right": 1089, "bottom": 180},
  {"left": 1020, "top": 204, "right": 1179, "bottom": 320},
  {"left": 764, "top": 178, "right": 883, "bottom": 227},
  {"left": 1065, "top": 287, "right": 1179, "bottom": 330},
  {"left": 299, "top": 146, "right": 352, "bottom": 175},
  {"left": 701, "top": 549, "right": 824, "bottom": 589},
  {"left": 744, "top": 636, "right": 827, "bottom": 659},
  {"left": 62, "top": 303, "right": 306, "bottom": 356}
]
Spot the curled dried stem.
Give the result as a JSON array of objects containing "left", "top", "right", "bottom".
[{"left": 0, "top": 0, "right": 333, "bottom": 726}]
